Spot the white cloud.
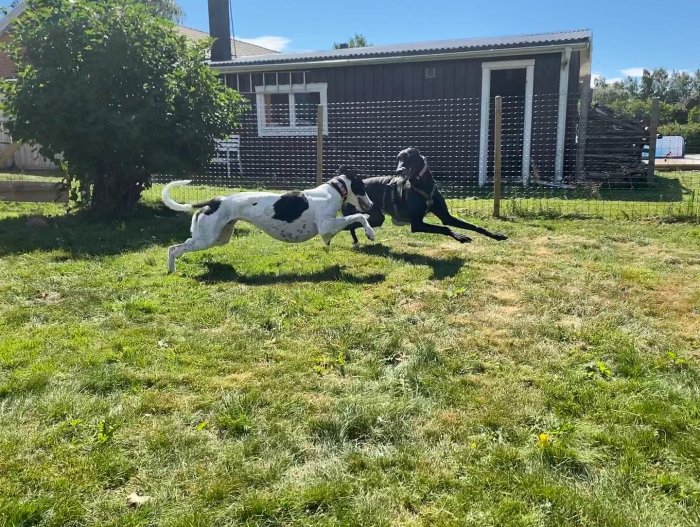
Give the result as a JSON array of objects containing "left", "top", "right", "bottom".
[
  {"left": 620, "top": 67, "right": 645, "bottom": 77},
  {"left": 238, "top": 36, "right": 291, "bottom": 52}
]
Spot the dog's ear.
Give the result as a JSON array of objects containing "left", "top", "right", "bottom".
[{"left": 336, "top": 164, "right": 361, "bottom": 178}]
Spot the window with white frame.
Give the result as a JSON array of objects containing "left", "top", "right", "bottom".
[{"left": 255, "top": 83, "right": 328, "bottom": 137}]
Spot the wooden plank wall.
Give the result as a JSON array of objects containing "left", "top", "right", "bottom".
[
  {"left": 0, "top": 122, "right": 57, "bottom": 171},
  {"left": 218, "top": 52, "right": 579, "bottom": 191}
]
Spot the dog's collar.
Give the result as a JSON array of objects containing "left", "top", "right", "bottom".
[
  {"left": 328, "top": 177, "right": 349, "bottom": 201},
  {"left": 416, "top": 184, "right": 436, "bottom": 208},
  {"left": 418, "top": 156, "right": 429, "bottom": 178}
]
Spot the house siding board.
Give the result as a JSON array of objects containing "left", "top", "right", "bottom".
[
  {"left": 371, "top": 66, "right": 384, "bottom": 101},
  {"left": 379, "top": 63, "right": 391, "bottom": 101},
  {"left": 527, "top": 53, "right": 561, "bottom": 179},
  {"left": 564, "top": 51, "right": 582, "bottom": 177},
  {"left": 422, "top": 63, "right": 435, "bottom": 99},
  {"left": 0, "top": 34, "right": 16, "bottom": 79},
  {"left": 532, "top": 53, "right": 561, "bottom": 95},
  {"left": 568, "top": 51, "right": 581, "bottom": 96}
]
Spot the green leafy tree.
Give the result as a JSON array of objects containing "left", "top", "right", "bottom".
[
  {"left": 7, "top": 0, "right": 183, "bottom": 21},
  {"left": 140, "top": 0, "right": 183, "bottom": 22},
  {"left": 1, "top": 0, "right": 247, "bottom": 214},
  {"left": 333, "top": 33, "right": 372, "bottom": 49},
  {"left": 689, "top": 106, "right": 700, "bottom": 124},
  {"left": 639, "top": 68, "right": 669, "bottom": 99},
  {"left": 594, "top": 68, "right": 700, "bottom": 124}
]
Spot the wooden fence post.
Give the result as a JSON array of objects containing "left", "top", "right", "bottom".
[
  {"left": 647, "top": 97, "right": 660, "bottom": 184},
  {"left": 316, "top": 105, "right": 324, "bottom": 186},
  {"left": 493, "top": 96, "right": 502, "bottom": 218}
]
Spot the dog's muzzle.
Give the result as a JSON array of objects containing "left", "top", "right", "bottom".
[{"left": 359, "top": 196, "right": 373, "bottom": 212}]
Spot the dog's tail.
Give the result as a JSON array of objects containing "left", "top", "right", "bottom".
[{"left": 161, "top": 180, "right": 194, "bottom": 212}]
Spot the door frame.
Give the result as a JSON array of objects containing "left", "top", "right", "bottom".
[{"left": 478, "top": 59, "right": 535, "bottom": 187}]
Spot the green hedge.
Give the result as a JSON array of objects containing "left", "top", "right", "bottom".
[{"left": 658, "top": 122, "right": 700, "bottom": 154}]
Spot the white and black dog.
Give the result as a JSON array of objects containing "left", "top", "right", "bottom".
[{"left": 162, "top": 174, "right": 375, "bottom": 273}]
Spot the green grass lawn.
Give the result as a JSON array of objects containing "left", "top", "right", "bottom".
[
  {"left": 0, "top": 195, "right": 699, "bottom": 526},
  {"left": 445, "top": 172, "right": 700, "bottom": 221},
  {"left": 0, "top": 171, "right": 64, "bottom": 183}
]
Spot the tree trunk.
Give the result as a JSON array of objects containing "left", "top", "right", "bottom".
[{"left": 90, "top": 170, "right": 149, "bottom": 216}]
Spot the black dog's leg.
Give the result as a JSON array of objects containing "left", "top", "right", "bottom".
[
  {"left": 343, "top": 203, "right": 362, "bottom": 244},
  {"left": 431, "top": 195, "right": 507, "bottom": 241},
  {"left": 411, "top": 220, "right": 472, "bottom": 243},
  {"left": 345, "top": 206, "right": 385, "bottom": 244}
]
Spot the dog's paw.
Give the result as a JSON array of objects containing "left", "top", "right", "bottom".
[
  {"left": 364, "top": 227, "right": 376, "bottom": 241},
  {"left": 493, "top": 233, "right": 508, "bottom": 241},
  {"left": 454, "top": 233, "right": 472, "bottom": 243}
]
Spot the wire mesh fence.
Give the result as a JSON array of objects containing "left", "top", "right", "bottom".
[
  {"left": 152, "top": 92, "right": 699, "bottom": 222},
  {"left": 43, "top": 93, "right": 694, "bottom": 222}
]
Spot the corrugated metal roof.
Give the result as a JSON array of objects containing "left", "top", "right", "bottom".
[
  {"left": 174, "top": 26, "right": 278, "bottom": 57},
  {"left": 212, "top": 29, "right": 591, "bottom": 67}
]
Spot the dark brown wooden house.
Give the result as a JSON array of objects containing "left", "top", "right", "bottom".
[{"left": 206, "top": 1, "right": 593, "bottom": 191}]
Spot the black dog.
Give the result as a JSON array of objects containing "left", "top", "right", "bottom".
[{"left": 343, "top": 147, "right": 507, "bottom": 244}]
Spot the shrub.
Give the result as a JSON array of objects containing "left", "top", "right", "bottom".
[{"left": 1, "top": 0, "right": 247, "bottom": 215}]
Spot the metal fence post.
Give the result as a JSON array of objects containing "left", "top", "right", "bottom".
[
  {"left": 316, "top": 105, "right": 324, "bottom": 186},
  {"left": 647, "top": 97, "right": 660, "bottom": 184},
  {"left": 493, "top": 96, "right": 502, "bottom": 218}
]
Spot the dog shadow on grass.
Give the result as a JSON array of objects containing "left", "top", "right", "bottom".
[
  {"left": 356, "top": 243, "right": 465, "bottom": 280},
  {"left": 197, "top": 262, "right": 386, "bottom": 285},
  {"left": 0, "top": 204, "right": 253, "bottom": 257}
]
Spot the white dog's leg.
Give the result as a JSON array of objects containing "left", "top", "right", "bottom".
[
  {"left": 167, "top": 239, "right": 198, "bottom": 274},
  {"left": 168, "top": 209, "right": 237, "bottom": 273},
  {"left": 167, "top": 235, "right": 219, "bottom": 274},
  {"left": 318, "top": 214, "right": 375, "bottom": 245},
  {"left": 214, "top": 220, "right": 237, "bottom": 246}
]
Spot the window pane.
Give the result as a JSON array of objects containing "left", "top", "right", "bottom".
[
  {"left": 263, "top": 93, "right": 290, "bottom": 127},
  {"left": 294, "top": 92, "right": 321, "bottom": 126}
]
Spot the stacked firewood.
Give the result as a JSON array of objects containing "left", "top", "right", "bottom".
[{"left": 584, "top": 104, "right": 652, "bottom": 185}]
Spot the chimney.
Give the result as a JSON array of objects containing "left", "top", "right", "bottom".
[{"left": 208, "top": 0, "right": 232, "bottom": 62}]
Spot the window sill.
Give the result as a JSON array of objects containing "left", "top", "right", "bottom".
[{"left": 258, "top": 126, "right": 328, "bottom": 138}]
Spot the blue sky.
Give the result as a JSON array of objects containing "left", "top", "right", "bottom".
[
  {"left": 3, "top": 0, "right": 699, "bottom": 82},
  {"left": 182, "top": 0, "right": 700, "bottom": 83}
]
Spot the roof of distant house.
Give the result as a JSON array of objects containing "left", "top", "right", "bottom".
[{"left": 174, "top": 26, "right": 277, "bottom": 57}]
